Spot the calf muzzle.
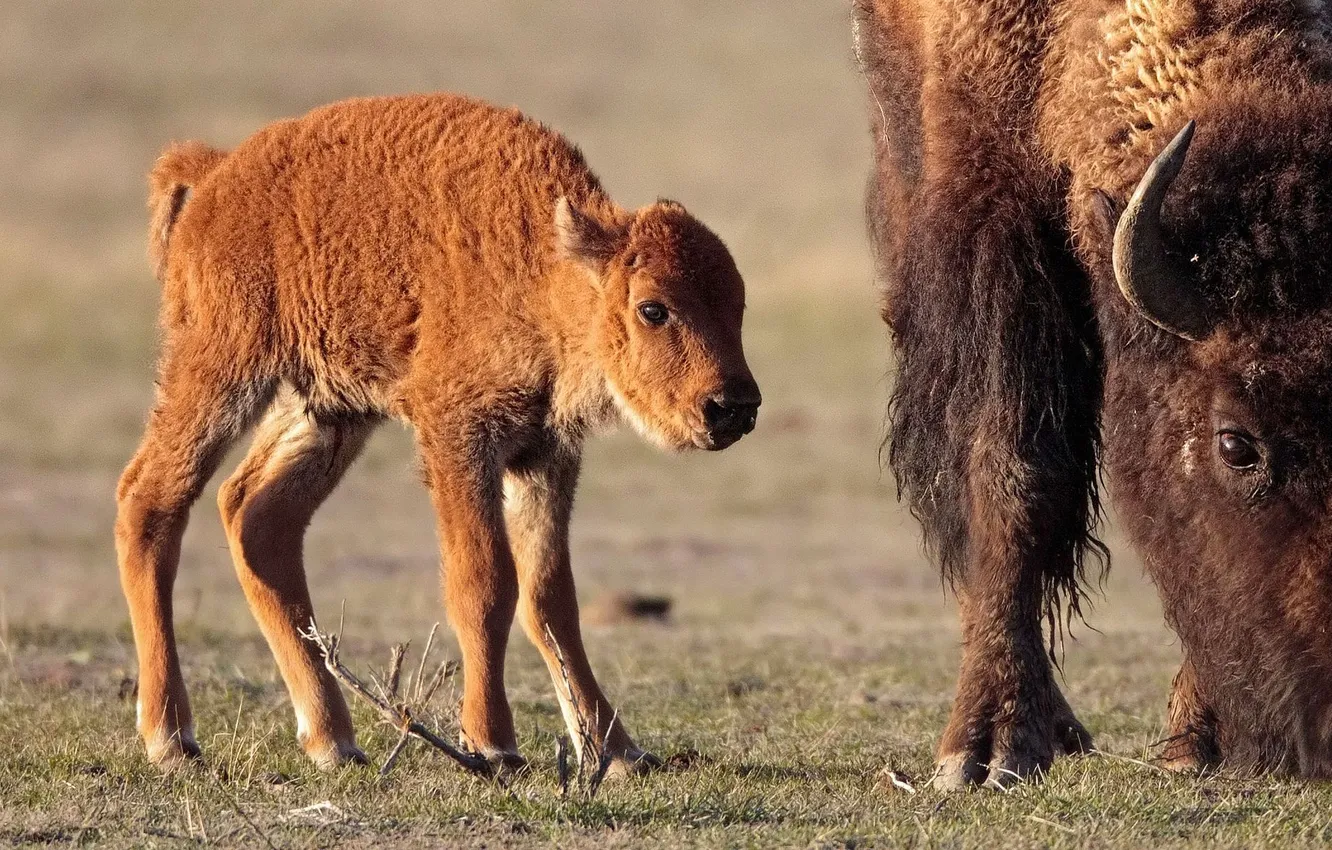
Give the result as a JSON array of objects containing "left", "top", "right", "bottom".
[{"left": 700, "top": 380, "right": 761, "bottom": 448}]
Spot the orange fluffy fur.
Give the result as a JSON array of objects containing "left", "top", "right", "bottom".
[{"left": 118, "top": 93, "right": 759, "bottom": 772}]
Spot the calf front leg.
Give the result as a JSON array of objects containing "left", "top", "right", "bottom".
[
  {"left": 505, "top": 447, "right": 656, "bottom": 775},
  {"left": 417, "top": 426, "right": 522, "bottom": 770}
]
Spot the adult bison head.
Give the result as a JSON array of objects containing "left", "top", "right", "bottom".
[
  {"left": 556, "top": 197, "right": 760, "bottom": 451},
  {"left": 1096, "top": 121, "right": 1332, "bottom": 774}
]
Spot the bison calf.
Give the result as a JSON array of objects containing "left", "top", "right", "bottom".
[{"left": 116, "top": 94, "right": 760, "bottom": 772}]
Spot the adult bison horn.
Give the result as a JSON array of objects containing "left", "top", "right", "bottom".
[{"left": 1112, "top": 120, "right": 1211, "bottom": 341}]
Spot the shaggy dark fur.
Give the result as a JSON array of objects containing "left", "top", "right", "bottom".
[{"left": 857, "top": 0, "right": 1332, "bottom": 784}]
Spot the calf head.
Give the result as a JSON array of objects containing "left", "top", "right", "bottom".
[
  {"left": 556, "top": 197, "right": 760, "bottom": 451},
  {"left": 1096, "top": 120, "right": 1332, "bottom": 772}
]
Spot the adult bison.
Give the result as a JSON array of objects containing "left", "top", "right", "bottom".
[{"left": 855, "top": 0, "right": 1332, "bottom": 786}]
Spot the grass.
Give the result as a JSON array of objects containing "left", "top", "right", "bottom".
[
  {"left": 9, "top": 623, "right": 1332, "bottom": 848},
  {"left": 2, "top": 1, "right": 1328, "bottom": 847}
]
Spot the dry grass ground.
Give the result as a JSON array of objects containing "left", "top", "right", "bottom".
[{"left": 4, "top": 2, "right": 1332, "bottom": 847}]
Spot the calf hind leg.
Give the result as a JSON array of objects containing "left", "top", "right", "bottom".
[
  {"left": 218, "top": 396, "right": 376, "bottom": 768},
  {"left": 116, "top": 355, "right": 272, "bottom": 768}
]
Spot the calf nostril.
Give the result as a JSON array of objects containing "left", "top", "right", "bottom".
[
  {"left": 704, "top": 396, "right": 759, "bottom": 435},
  {"left": 703, "top": 398, "right": 730, "bottom": 429}
]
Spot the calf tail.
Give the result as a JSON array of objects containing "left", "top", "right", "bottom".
[{"left": 147, "top": 141, "right": 227, "bottom": 281}]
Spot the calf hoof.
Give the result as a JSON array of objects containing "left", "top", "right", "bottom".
[
  {"left": 145, "top": 729, "right": 203, "bottom": 772},
  {"left": 601, "top": 747, "right": 663, "bottom": 781},
  {"left": 304, "top": 738, "right": 369, "bottom": 770}
]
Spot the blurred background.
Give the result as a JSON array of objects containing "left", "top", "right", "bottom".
[{"left": 0, "top": 0, "right": 1169, "bottom": 729}]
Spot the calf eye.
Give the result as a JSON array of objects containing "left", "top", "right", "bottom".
[
  {"left": 1217, "top": 430, "right": 1261, "bottom": 470},
  {"left": 637, "top": 301, "right": 669, "bottom": 326}
]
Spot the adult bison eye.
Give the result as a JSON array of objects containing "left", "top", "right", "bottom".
[
  {"left": 1217, "top": 430, "right": 1261, "bottom": 470},
  {"left": 637, "top": 301, "right": 669, "bottom": 326}
]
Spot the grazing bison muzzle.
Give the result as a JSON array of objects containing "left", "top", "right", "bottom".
[
  {"left": 856, "top": 0, "right": 1332, "bottom": 784},
  {"left": 115, "top": 93, "right": 757, "bottom": 773}
]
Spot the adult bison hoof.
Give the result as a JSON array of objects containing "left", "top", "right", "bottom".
[
  {"left": 932, "top": 689, "right": 1092, "bottom": 790},
  {"left": 1158, "top": 658, "right": 1220, "bottom": 773}
]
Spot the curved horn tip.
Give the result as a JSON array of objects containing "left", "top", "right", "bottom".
[
  {"left": 1169, "top": 120, "right": 1197, "bottom": 154},
  {"left": 1111, "top": 119, "right": 1210, "bottom": 340}
]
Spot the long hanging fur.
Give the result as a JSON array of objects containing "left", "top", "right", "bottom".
[
  {"left": 855, "top": 0, "right": 1108, "bottom": 627},
  {"left": 857, "top": 0, "right": 1332, "bottom": 778}
]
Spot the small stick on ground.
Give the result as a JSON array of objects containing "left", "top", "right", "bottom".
[
  {"left": 418, "top": 659, "right": 458, "bottom": 709},
  {"left": 206, "top": 764, "right": 278, "bottom": 850},
  {"left": 544, "top": 627, "right": 594, "bottom": 769},
  {"left": 556, "top": 735, "right": 571, "bottom": 797},
  {"left": 586, "top": 710, "right": 618, "bottom": 798},
  {"left": 1091, "top": 748, "right": 1169, "bottom": 774},
  {"left": 379, "top": 727, "right": 413, "bottom": 778},
  {"left": 412, "top": 623, "right": 440, "bottom": 703},
  {"left": 301, "top": 621, "right": 492, "bottom": 777},
  {"left": 385, "top": 642, "right": 408, "bottom": 700},
  {"left": 545, "top": 626, "right": 616, "bottom": 798}
]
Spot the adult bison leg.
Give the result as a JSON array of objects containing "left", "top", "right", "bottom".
[
  {"left": 926, "top": 400, "right": 1100, "bottom": 789},
  {"left": 937, "top": 576, "right": 1094, "bottom": 789},
  {"left": 1160, "top": 654, "right": 1220, "bottom": 772},
  {"left": 504, "top": 444, "right": 657, "bottom": 777},
  {"left": 886, "top": 185, "right": 1103, "bottom": 790},
  {"left": 862, "top": 0, "right": 1104, "bottom": 789}
]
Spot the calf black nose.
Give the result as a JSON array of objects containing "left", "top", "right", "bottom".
[
  {"left": 703, "top": 395, "right": 760, "bottom": 435},
  {"left": 722, "top": 378, "right": 762, "bottom": 409}
]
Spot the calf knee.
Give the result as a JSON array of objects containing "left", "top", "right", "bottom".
[
  {"left": 217, "top": 474, "right": 249, "bottom": 531},
  {"left": 221, "top": 478, "right": 314, "bottom": 584},
  {"left": 115, "top": 472, "right": 193, "bottom": 557}
]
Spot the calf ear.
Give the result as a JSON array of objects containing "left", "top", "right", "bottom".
[{"left": 555, "top": 197, "right": 623, "bottom": 275}]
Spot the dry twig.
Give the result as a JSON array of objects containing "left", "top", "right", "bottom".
[
  {"left": 545, "top": 626, "right": 618, "bottom": 798},
  {"left": 379, "top": 728, "right": 413, "bottom": 778},
  {"left": 412, "top": 624, "right": 440, "bottom": 703},
  {"left": 206, "top": 764, "right": 278, "bottom": 850},
  {"left": 385, "top": 643, "right": 408, "bottom": 700},
  {"left": 556, "top": 735, "right": 571, "bottom": 797},
  {"left": 1091, "top": 748, "right": 1169, "bottom": 773},
  {"left": 301, "top": 620, "right": 491, "bottom": 778}
]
